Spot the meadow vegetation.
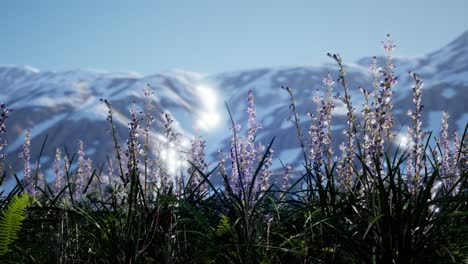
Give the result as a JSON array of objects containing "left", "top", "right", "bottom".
[{"left": 0, "top": 36, "right": 467, "bottom": 263}]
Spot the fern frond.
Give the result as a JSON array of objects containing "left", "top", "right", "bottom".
[
  {"left": 216, "top": 214, "right": 231, "bottom": 237},
  {"left": 0, "top": 194, "right": 30, "bottom": 256}
]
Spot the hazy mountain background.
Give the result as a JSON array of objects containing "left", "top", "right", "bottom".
[{"left": 1, "top": 30, "right": 467, "bottom": 181}]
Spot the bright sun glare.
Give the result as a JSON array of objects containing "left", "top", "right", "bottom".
[
  {"left": 160, "top": 139, "right": 190, "bottom": 178},
  {"left": 195, "top": 84, "right": 221, "bottom": 131}
]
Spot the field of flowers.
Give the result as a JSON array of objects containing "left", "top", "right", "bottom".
[{"left": 0, "top": 36, "right": 467, "bottom": 263}]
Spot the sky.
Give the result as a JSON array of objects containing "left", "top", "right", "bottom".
[{"left": 1, "top": 0, "right": 467, "bottom": 75}]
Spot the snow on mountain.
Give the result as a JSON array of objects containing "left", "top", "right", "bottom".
[{"left": 1, "top": 31, "right": 468, "bottom": 178}]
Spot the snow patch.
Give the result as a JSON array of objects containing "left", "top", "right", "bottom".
[
  {"left": 441, "top": 88, "right": 457, "bottom": 99},
  {"left": 24, "top": 65, "right": 40, "bottom": 73}
]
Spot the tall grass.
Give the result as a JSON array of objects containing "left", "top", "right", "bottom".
[{"left": 0, "top": 36, "right": 467, "bottom": 263}]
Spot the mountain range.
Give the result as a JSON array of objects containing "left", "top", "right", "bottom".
[{"left": 1, "top": 30, "right": 467, "bottom": 180}]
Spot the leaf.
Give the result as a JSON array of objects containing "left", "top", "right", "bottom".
[
  {"left": 0, "top": 194, "right": 30, "bottom": 256},
  {"left": 216, "top": 214, "right": 231, "bottom": 237},
  {"left": 363, "top": 214, "right": 384, "bottom": 240}
]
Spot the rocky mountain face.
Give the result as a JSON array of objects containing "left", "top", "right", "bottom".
[{"left": 1, "top": 31, "right": 467, "bottom": 180}]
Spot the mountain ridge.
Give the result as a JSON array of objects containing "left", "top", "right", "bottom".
[{"left": 1, "top": 31, "right": 467, "bottom": 178}]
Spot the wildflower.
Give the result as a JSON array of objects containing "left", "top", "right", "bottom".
[
  {"left": 322, "top": 73, "right": 335, "bottom": 87},
  {"left": 307, "top": 109, "right": 323, "bottom": 173},
  {"left": 143, "top": 85, "right": 155, "bottom": 193},
  {"left": 224, "top": 90, "right": 272, "bottom": 201},
  {"left": 107, "top": 158, "right": 114, "bottom": 184},
  {"left": 259, "top": 147, "right": 273, "bottom": 193},
  {"left": 54, "top": 148, "right": 63, "bottom": 194},
  {"left": 323, "top": 77, "right": 335, "bottom": 168},
  {"left": 229, "top": 122, "right": 242, "bottom": 195},
  {"left": 381, "top": 34, "right": 396, "bottom": 54},
  {"left": 452, "top": 131, "right": 462, "bottom": 181},
  {"left": 0, "top": 103, "right": 12, "bottom": 163},
  {"left": 328, "top": 53, "right": 357, "bottom": 191},
  {"left": 163, "top": 112, "right": 177, "bottom": 142},
  {"left": 380, "top": 35, "right": 397, "bottom": 137},
  {"left": 450, "top": 130, "right": 466, "bottom": 194},
  {"left": 407, "top": 72, "right": 426, "bottom": 194},
  {"left": 283, "top": 86, "right": 307, "bottom": 160},
  {"left": 74, "top": 140, "right": 86, "bottom": 201},
  {"left": 282, "top": 164, "right": 292, "bottom": 191},
  {"left": 125, "top": 103, "right": 143, "bottom": 180},
  {"left": 21, "top": 129, "right": 34, "bottom": 196},
  {"left": 439, "top": 111, "right": 451, "bottom": 178},
  {"left": 368, "top": 57, "right": 382, "bottom": 75},
  {"left": 245, "top": 90, "right": 260, "bottom": 186},
  {"left": 188, "top": 136, "right": 207, "bottom": 192}
]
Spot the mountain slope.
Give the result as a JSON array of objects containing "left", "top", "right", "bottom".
[{"left": 1, "top": 31, "right": 467, "bottom": 179}]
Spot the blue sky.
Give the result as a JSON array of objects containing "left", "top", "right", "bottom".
[{"left": 1, "top": 0, "right": 467, "bottom": 75}]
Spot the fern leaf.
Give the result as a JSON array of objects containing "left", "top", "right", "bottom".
[
  {"left": 0, "top": 194, "right": 30, "bottom": 256},
  {"left": 216, "top": 214, "right": 231, "bottom": 237}
]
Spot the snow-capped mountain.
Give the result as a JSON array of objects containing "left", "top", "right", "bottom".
[
  {"left": 1, "top": 30, "right": 467, "bottom": 179},
  {"left": 214, "top": 31, "right": 468, "bottom": 167}
]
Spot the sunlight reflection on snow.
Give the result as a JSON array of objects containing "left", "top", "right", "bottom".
[{"left": 195, "top": 84, "right": 221, "bottom": 131}]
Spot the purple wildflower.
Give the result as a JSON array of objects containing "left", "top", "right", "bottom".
[
  {"left": 188, "top": 136, "right": 207, "bottom": 192},
  {"left": 368, "top": 57, "right": 382, "bottom": 75},
  {"left": 163, "top": 112, "right": 179, "bottom": 143},
  {"left": 308, "top": 82, "right": 335, "bottom": 173},
  {"left": 307, "top": 109, "right": 323, "bottom": 173},
  {"left": 360, "top": 87, "right": 377, "bottom": 174},
  {"left": 0, "top": 103, "right": 12, "bottom": 163},
  {"left": 259, "top": 148, "right": 273, "bottom": 193},
  {"left": 245, "top": 90, "right": 260, "bottom": 187},
  {"left": 323, "top": 76, "right": 335, "bottom": 168},
  {"left": 21, "top": 129, "right": 34, "bottom": 195},
  {"left": 451, "top": 131, "right": 462, "bottom": 193},
  {"left": 327, "top": 53, "right": 357, "bottom": 191},
  {"left": 439, "top": 111, "right": 451, "bottom": 178},
  {"left": 143, "top": 85, "right": 155, "bottom": 194},
  {"left": 224, "top": 91, "right": 272, "bottom": 201},
  {"left": 74, "top": 140, "right": 86, "bottom": 201},
  {"left": 282, "top": 164, "right": 292, "bottom": 191},
  {"left": 322, "top": 73, "right": 335, "bottom": 87},
  {"left": 229, "top": 122, "right": 242, "bottom": 195},
  {"left": 54, "top": 148, "right": 63, "bottom": 194},
  {"left": 125, "top": 103, "right": 143, "bottom": 185},
  {"left": 407, "top": 72, "right": 426, "bottom": 194},
  {"left": 381, "top": 34, "right": 396, "bottom": 53}
]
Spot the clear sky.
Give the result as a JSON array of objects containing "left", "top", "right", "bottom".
[{"left": 1, "top": 0, "right": 467, "bottom": 75}]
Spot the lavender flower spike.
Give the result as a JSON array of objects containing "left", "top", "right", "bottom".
[
  {"left": 54, "top": 147, "right": 63, "bottom": 194},
  {"left": 21, "top": 129, "right": 34, "bottom": 196},
  {"left": 407, "top": 72, "right": 425, "bottom": 194},
  {"left": 74, "top": 140, "right": 86, "bottom": 201}
]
